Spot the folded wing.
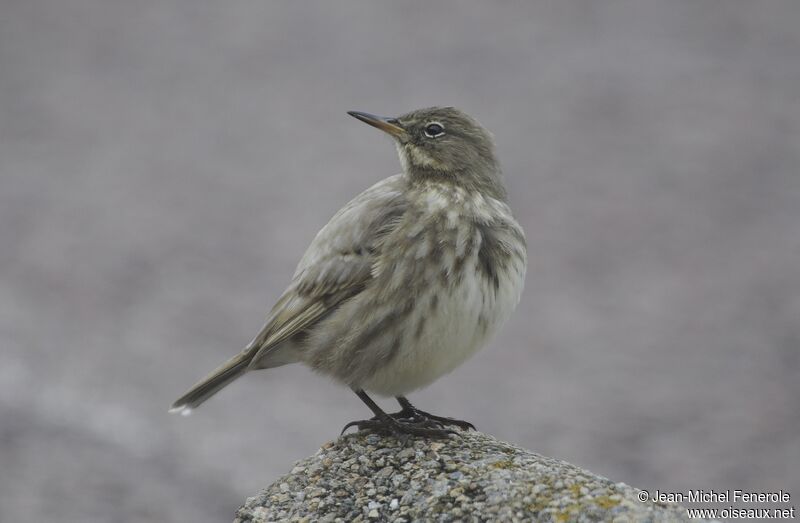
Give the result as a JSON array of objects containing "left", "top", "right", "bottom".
[{"left": 248, "top": 175, "right": 407, "bottom": 367}]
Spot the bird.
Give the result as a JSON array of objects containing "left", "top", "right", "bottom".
[{"left": 170, "top": 107, "right": 527, "bottom": 438}]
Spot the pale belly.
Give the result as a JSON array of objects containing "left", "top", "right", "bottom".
[{"left": 362, "top": 257, "right": 525, "bottom": 396}]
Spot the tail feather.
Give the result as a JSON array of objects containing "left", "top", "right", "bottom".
[{"left": 169, "top": 350, "right": 252, "bottom": 414}]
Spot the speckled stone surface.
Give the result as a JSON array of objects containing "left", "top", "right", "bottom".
[{"left": 234, "top": 430, "right": 693, "bottom": 522}]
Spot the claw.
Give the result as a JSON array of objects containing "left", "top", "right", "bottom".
[
  {"left": 340, "top": 416, "right": 457, "bottom": 439},
  {"left": 340, "top": 419, "right": 362, "bottom": 435},
  {"left": 345, "top": 390, "right": 470, "bottom": 440},
  {"left": 393, "top": 407, "right": 476, "bottom": 431},
  {"left": 422, "top": 413, "right": 475, "bottom": 431}
]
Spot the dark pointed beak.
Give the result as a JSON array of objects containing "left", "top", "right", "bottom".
[{"left": 347, "top": 111, "right": 405, "bottom": 137}]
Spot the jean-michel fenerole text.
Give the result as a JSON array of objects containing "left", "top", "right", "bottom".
[{"left": 650, "top": 489, "right": 790, "bottom": 504}]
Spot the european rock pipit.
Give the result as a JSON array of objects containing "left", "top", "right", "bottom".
[{"left": 171, "top": 107, "right": 527, "bottom": 438}]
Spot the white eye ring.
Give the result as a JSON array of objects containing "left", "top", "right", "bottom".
[{"left": 424, "top": 122, "right": 445, "bottom": 138}]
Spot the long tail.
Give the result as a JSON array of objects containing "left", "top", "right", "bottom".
[{"left": 169, "top": 350, "right": 252, "bottom": 415}]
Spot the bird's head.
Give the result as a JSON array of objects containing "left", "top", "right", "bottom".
[{"left": 348, "top": 106, "right": 506, "bottom": 200}]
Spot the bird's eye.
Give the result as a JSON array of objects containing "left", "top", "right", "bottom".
[{"left": 424, "top": 122, "right": 445, "bottom": 138}]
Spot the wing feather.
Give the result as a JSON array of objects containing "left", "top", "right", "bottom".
[{"left": 247, "top": 175, "right": 406, "bottom": 367}]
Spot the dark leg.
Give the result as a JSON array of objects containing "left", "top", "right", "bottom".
[
  {"left": 393, "top": 396, "right": 476, "bottom": 431},
  {"left": 341, "top": 389, "right": 456, "bottom": 439}
]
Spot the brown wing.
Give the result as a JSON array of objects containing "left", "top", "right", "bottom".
[{"left": 247, "top": 175, "right": 406, "bottom": 367}]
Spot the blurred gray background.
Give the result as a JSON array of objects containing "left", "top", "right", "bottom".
[{"left": 2, "top": 1, "right": 799, "bottom": 521}]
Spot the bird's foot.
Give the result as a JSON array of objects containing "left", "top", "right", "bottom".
[
  {"left": 392, "top": 406, "right": 476, "bottom": 431},
  {"left": 340, "top": 415, "right": 456, "bottom": 440}
]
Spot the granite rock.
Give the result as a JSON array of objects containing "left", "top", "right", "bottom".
[{"left": 234, "top": 430, "right": 694, "bottom": 522}]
